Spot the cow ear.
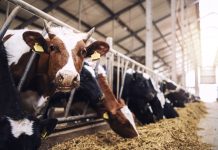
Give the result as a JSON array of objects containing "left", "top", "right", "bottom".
[
  {"left": 85, "top": 41, "right": 109, "bottom": 58},
  {"left": 39, "top": 118, "right": 57, "bottom": 139},
  {"left": 23, "top": 31, "right": 48, "bottom": 53}
]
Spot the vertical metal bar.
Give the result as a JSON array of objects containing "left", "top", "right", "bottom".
[
  {"left": 17, "top": 29, "right": 47, "bottom": 91},
  {"left": 0, "top": 6, "right": 20, "bottom": 40},
  {"left": 171, "top": 0, "right": 177, "bottom": 82},
  {"left": 111, "top": 54, "right": 114, "bottom": 89},
  {"left": 17, "top": 53, "right": 38, "bottom": 91},
  {"left": 145, "top": 0, "right": 153, "bottom": 69},
  {"left": 64, "top": 89, "right": 76, "bottom": 117},
  {"left": 5, "top": 2, "right": 10, "bottom": 20},
  {"left": 181, "top": 0, "right": 186, "bottom": 88},
  {"left": 117, "top": 55, "right": 120, "bottom": 99},
  {"left": 119, "top": 61, "right": 129, "bottom": 98}
]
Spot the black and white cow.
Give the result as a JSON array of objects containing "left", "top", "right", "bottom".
[
  {"left": 159, "top": 80, "right": 188, "bottom": 107},
  {"left": 113, "top": 69, "right": 163, "bottom": 124},
  {"left": 0, "top": 41, "right": 57, "bottom": 150}
]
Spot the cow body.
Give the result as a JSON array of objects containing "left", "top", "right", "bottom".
[
  {"left": 3, "top": 27, "right": 109, "bottom": 117},
  {"left": 0, "top": 41, "right": 57, "bottom": 150}
]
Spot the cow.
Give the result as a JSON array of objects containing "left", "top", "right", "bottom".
[
  {"left": 112, "top": 68, "right": 163, "bottom": 125},
  {"left": 0, "top": 41, "right": 57, "bottom": 150},
  {"left": 47, "top": 62, "right": 139, "bottom": 138},
  {"left": 159, "top": 80, "right": 188, "bottom": 107},
  {"left": 3, "top": 22, "right": 109, "bottom": 117}
]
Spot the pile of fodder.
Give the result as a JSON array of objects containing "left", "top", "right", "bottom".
[{"left": 50, "top": 102, "right": 212, "bottom": 150}]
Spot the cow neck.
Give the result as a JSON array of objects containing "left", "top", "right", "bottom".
[
  {"left": 0, "top": 42, "right": 24, "bottom": 119},
  {"left": 97, "top": 74, "right": 120, "bottom": 114}
]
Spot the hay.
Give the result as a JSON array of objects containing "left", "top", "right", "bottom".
[{"left": 50, "top": 103, "right": 212, "bottom": 150}]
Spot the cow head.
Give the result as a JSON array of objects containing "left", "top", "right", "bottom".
[
  {"left": 97, "top": 74, "right": 138, "bottom": 138},
  {"left": 0, "top": 116, "right": 57, "bottom": 150},
  {"left": 22, "top": 24, "right": 109, "bottom": 92}
]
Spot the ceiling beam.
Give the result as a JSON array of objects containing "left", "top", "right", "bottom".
[
  {"left": 0, "top": 8, "right": 42, "bottom": 29},
  {"left": 15, "top": 0, "right": 66, "bottom": 29}
]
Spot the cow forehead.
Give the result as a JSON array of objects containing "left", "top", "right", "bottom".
[
  {"left": 7, "top": 117, "right": 34, "bottom": 138},
  {"left": 49, "top": 27, "right": 87, "bottom": 51}
]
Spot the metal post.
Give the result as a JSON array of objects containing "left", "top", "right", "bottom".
[
  {"left": 0, "top": 6, "right": 20, "bottom": 40},
  {"left": 64, "top": 89, "right": 76, "bottom": 117},
  {"left": 181, "top": 0, "right": 186, "bottom": 88},
  {"left": 145, "top": 0, "right": 153, "bottom": 69},
  {"left": 17, "top": 30, "right": 47, "bottom": 91},
  {"left": 117, "top": 55, "right": 120, "bottom": 99},
  {"left": 171, "top": 0, "right": 177, "bottom": 82}
]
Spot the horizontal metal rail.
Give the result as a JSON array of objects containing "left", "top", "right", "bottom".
[
  {"left": 57, "top": 113, "right": 98, "bottom": 123},
  {"left": 7, "top": 0, "right": 173, "bottom": 84}
]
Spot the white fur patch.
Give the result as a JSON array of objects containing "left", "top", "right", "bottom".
[
  {"left": 84, "top": 60, "right": 107, "bottom": 77},
  {"left": 8, "top": 117, "right": 34, "bottom": 138},
  {"left": 125, "top": 68, "right": 135, "bottom": 75},
  {"left": 84, "top": 64, "right": 96, "bottom": 78},
  {"left": 120, "top": 106, "right": 138, "bottom": 135},
  {"left": 142, "top": 73, "right": 150, "bottom": 79},
  {"left": 4, "top": 29, "right": 39, "bottom": 65},
  {"left": 37, "top": 96, "right": 48, "bottom": 107}
]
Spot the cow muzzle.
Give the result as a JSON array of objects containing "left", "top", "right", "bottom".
[
  {"left": 104, "top": 106, "right": 139, "bottom": 138},
  {"left": 55, "top": 71, "right": 80, "bottom": 92}
]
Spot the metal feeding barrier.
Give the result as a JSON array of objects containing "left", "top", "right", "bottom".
[{"left": 1, "top": 0, "right": 181, "bottom": 124}]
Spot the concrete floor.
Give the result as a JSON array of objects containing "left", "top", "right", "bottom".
[{"left": 198, "top": 102, "right": 218, "bottom": 150}]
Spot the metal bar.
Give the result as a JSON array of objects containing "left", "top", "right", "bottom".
[
  {"left": 181, "top": 0, "right": 186, "bottom": 87},
  {"left": 145, "top": 0, "right": 153, "bottom": 68},
  {"left": 17, "top": 53, "right": 37, "bottom": 91},
  {"left": 58, "top": 113, "right": 98, "bottom": 123},
  {"left": 17, "top": 29, "right": 47, "bottom": 91},
  {"left": 116, "top": 55, "right": 120, "bottom": 99},
  {"left": 5, "top": 1, "right": 10, "bottom": 20},
  {"left": 64, "top": 89, "right": 76, "bottom": 117},
  {"left": 119, "top": 60, "right": 129, "bottom": 98},
  {"left": 15, "top": 0, "right": 66, "bottom": 29},
  {"left": 0, "top": 6, "right": 20, "bottom": 40},
  {"left": 171, "top": 0, "right": 177, "bottom": 82}
]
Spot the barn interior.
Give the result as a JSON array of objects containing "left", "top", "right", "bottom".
[{"left": 0, "top": 0, "right": 218, "bottom": 150}]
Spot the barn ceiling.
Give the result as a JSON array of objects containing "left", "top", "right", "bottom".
[{"left": 0, "top": 0, "right": 200, "bottom": 78}]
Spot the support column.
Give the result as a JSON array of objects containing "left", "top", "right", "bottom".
[
  {"left": 145, "top": 0, "right": 153, "bottom": 69},
  {"left": 181, "top": 0, "right": 186, "bottom": 87},
  {"left": 171, "top": 0, "right": 177, "bottom": 82}
]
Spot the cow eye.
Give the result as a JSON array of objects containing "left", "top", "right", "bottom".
[
  {"left": 50, "top": 45, "right": 59, "bottom": 52},
  {"left": 80, "top": 47, "right": 87, "bottom": 57}
]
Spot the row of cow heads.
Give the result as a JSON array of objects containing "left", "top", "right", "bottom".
[{"left": 22, "top": 21, "right": 109, "bottom": 93}]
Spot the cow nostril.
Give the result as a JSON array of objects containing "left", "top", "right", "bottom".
[{"left": 58, "top": 74, "right": 64, "bottom": 83}]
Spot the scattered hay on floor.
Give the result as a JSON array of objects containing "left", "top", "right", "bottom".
[{"left": 50, "top": 102, "right": 212, "bottom": 150}]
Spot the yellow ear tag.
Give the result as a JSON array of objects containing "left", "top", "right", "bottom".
[
  {"left": 41, "top": 131, "right": 48, "bottom": 139},
  {"left": 91, "top": 51, "right": 101, "bottom": 61},
  {"left": 33, "top": 43, "right": 44, "bottom": 53},
  {"left": 103, "top": 112, "right": 109, "bottom": 120}
]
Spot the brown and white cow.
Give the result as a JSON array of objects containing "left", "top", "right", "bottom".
[{"left": 3, "top": 24, "right": 109, "bottom": 117}]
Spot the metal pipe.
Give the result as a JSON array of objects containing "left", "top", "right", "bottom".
[
  {"left": 64, "top": 89, "right": 76, "bottom": 117},
  {"left": 58, "top": 113, "right": 98, "bottom": 123},
  {"left": 116, "top": 55, "right": 120, "bottom": 99},
  {"left": 171, "top": 0, "right": 177, "bottom": 82},
  {"left": 0, "top": 6, "right": 20, "bottom": 40},
  {"left": 78, "top": 0, "right": 83, "bottom": 30},
  {"left": 17, "top": 52, "right": 37, "bottom": 91},
  {"left": 17, "top": 29, "right": 47, "bottom": 91},
  {"left": 145, "top": 0, "right": 153, "bottom": 68}
]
